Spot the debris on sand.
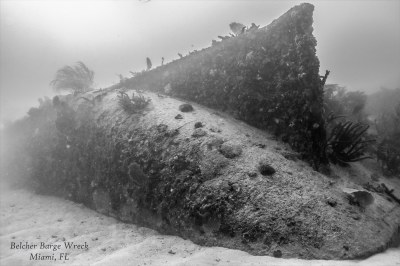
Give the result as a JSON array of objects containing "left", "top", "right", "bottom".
[
  {"left": 219, "top": 142, "right": 242, "bottom": 158},
  {"left": 342, "top": 188, "right": 374, "bottom": 208},
  {"left": 273, "top": 250, "right": 282, "bottom": 258},
  {"left": 179, "top": 103, "right": 194, "bottom": 112},
  {"left": 258, "top": 160, "right": 276, "bottom": 176},
  {"left": 194, "top": 122, "right": 203, "bottom": 128},
  {"left": 192, "top": 128, "right": 207, "bottom": 138}
]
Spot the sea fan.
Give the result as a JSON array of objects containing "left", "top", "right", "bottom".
[{"left": 50, "top": 61, "right": 94, "bottom": 94}]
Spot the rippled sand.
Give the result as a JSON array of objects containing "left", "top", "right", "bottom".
[{"left": 1, "top": 187, "right": 398, "bottom": 266}]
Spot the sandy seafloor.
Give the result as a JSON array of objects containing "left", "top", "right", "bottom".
[{"left": 1, "top": 186, "right": 399, "bottom": 266}]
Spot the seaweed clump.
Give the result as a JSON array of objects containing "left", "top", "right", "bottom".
[
  {"left": 326, "top": 121, "right": 374, "bottom": 165},
  {"left": 117, "top": 91, "right": 151, "bottom": 114}
]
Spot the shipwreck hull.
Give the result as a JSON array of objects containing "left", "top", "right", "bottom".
[
  {"left": 2, "top": 3, "right": 399, "bottom": 260},
  {"left": 122, "top": 3, "right": 326, "bottom": 164},
  {"left": 3, "top": 90, "right": 400, "bottom": 259}
]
